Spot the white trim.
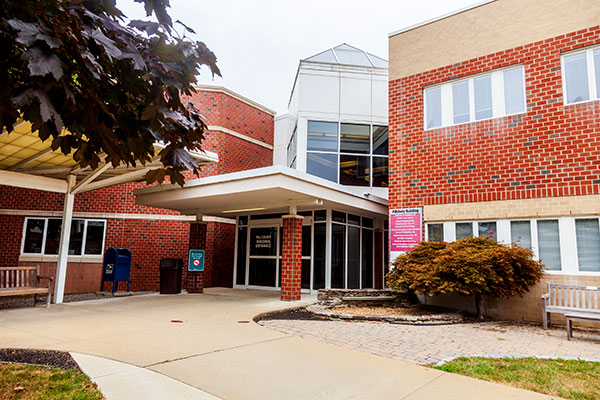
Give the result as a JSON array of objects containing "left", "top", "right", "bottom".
[
  {"left": 18, "top": 255, "right": 104, "bottom": 263},
  {"left": 20, "top": 216, "right": 108, "bottom": 257},
  {"left": 207, "top": 125, "right": 273, "bottom": 150},
  {"left": 201, "top": 216, "right": 236, "bottom": 224},
  {"left": 0, "top": 170, "right": 68, "bottom": 193},
  {"left": 561, "top": 46, "right": 600, "bottom": 106},
  {"left": 0, "top": 209, "right": 196, "bottom": 221},
  {"left": 193, "top": 85, "right": 276, "bottom": 116},
  {"left": 389, "top": 0, "right": 497, "bottom": 37}
]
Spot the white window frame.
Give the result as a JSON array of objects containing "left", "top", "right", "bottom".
[
  {"left": 305, "top": 120, "right": 388, "bottom": 188},
  {"left": 573, "top": 217, "right": 600, "bottom": 274},
  {"left": 561, "top": 46, "right": 599, "bottom": 105},
  {"left": 20, "top": 217, "right": 107, "bottom": 257},
  {"left": 424, "top": 65, "right": 526, "bottom": 130}
]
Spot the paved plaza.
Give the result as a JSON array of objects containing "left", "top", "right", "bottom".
[
  {"left": 260, "top": 318, "right": 600, "bottom": 365},
  {"left": 0, "top": 289, "right": 556, "bottom": 399}
]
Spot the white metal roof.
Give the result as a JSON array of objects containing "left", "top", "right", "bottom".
[{"left": 0, "top": 120, "right": 218, "bottom": 194}]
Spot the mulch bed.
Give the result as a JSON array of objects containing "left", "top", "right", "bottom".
[
  {"left": 254, "top": 307, "right": 331, "bottom": 322},
  {"left": 0, "top": 348, "right": 80, "bottom": 371}
]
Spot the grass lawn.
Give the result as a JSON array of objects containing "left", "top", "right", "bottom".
[
  {"left": 0, "top": 363, "right": 104, "bottom": 400},
  {"left": 435, "top": 357, "right": 600, "bottom": 400}
]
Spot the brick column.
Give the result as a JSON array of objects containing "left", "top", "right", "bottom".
[
  {"left": 187, "top": 222, "right": 207, "bottom": 293},
  {"left": 374, "top": 230, "right": 384, "bottom": 289},
  {"left": 281, "top": 215, "right": 303, "bottom": 301}
]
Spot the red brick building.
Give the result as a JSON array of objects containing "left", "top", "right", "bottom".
[
  {"left": 0, "top": 86, "right": 275, "bottom": 294},
  {"left": 388, "top": 0, "right": 600, "bottom": 321}
]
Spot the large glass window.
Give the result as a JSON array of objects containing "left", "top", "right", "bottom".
[
  {"left": 339, "top": 155, "right": 370, "bottom": 186},
  {"left": 21, "top": 218, "right": 106, "bottom": 256},
  {"left": 425, "top": 86, "right": 442, "bottom": 129},
  {"left": 427, "top": 223, "right": 444, "bottom": 242},
  {"left": 306, "top": 152, "right": 337, "bottom": 183},
  {"left": 456, "top": 223, "right": 473, "bottom": 239},
  {"left": 235, "top": 226, "right": 247, "bottom": 285},
  {"left": 452, "top": 81, "right": 470, "bottom": 124},
  {"left": 307, "top": 121, "right": 338, "bottom": 152},
  {"left": 575, "top": 219, "right": 600, "bottom": 272},
  {"left": 478, "top": 222, "right": 497, "bottom": 240},
  {"left": 306, "top": 121, "right": 388, "bottom": 188},
  {"left": 340, "top": 123, "right": 370, "bottom": 154},
  {"left": 474, "top": 75, "right": 493, "bottom": 120},
  {"left": 537, "top": 220, "right": 561, "bottom": 271},
  {"left": 563, "top": 52, "right": 590, "bottom": 104},
  {"left": 562, "top": 47, "right": 600, "bottom": 105},
  {"left": 362, "top": 228, "right": 373, "bottom": 289},
  {"left": 313, "top": 223, "right": 326, "bottom": 289},
  {"left": 347, "top": 226, "right": 360, "bottom": 289},
  {"left": 372, "top": 126, "right": 388, "bottom": 155},
  {"left": 331, "top": 223, "right": 346, "bottom": 289},
  {"left": 424, "top": 65, "right": 526, "bottom": 129},
  {"left": 503, "top": 67, "right": 526, "bottom": 115},
  {"left": 510, "top": 221, "right": 532, "bottom": 250}
]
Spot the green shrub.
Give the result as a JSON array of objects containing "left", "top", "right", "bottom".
[{"left": 386, "top": 236, "right": 545, "bottom": 318}]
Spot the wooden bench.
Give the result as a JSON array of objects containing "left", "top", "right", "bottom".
[
  {"left": 566, "top": 312, "right": 600, "bottom": 340},
  {"left": 541, "top": 282, "right": 600, "bottom": 330},
  {"left": 0, "top": 266, "right": 53, "bottom": 308}
]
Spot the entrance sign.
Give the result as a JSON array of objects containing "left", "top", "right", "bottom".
[
  {"left": 188, "top": 250, "right": 205, "bottom": 272},
  {"left": 389, "top": 208, "right": 423, "bottom": 263}
]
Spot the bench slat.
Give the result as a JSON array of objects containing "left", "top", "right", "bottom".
[{"left": 0, "top": 288, "right": 49, "bottom": 296}]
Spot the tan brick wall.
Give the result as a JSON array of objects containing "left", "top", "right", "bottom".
[
  {"left": 422, "top": 274, "right": 600, "bottom": 324},
  {"left": 389, "top": 0, "right": 600, "bottom": 80},
  {"left": 423, "top": 194, "right": 600, "bottom": 222}
]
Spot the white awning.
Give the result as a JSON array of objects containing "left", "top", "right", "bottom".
[{"left": 135, "top": 166, "right": 388, "bottom": 218}]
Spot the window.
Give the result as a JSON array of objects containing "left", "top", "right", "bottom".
[
  {"left": 562, "top": 47, "right": 600, "bottom": 104},
  {"left": 575, "top": 219, "right": 600, "bottom": 272},
  {"left": 424, "top": 65, "right": 526, "bottom": 129},
  {"left": 537, "top": 220, "right": 561, "bottom": 271},
  {"left": 287, "top": 127, "right": 297, "bottom": 168},
  {"left": 456, "top": 222, "right": 473, "bottom": 239},
  {"left": 478, "top": 221, "right": 497, "bottom": 240},
  {"left": 427, "top": 223, "right": 444, "bottom": 242},
  {"left": 474, "top": 75, "right": 493, "bottom": 120},
  {"left": 510, "top": 221, "right": 532, "bottom": 250},
  {"left": 425, "top": 87, "right": 442, "bottom": 129},
  {"left": 21, "top": 218, "right": 106, "bottom": 256},
  {"left": 306, "top": 121, "right": 388, "bottom": 187}
]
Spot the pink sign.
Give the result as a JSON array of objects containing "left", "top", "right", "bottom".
[{"left": 390, "top": 208, "right": 422, "bottom": 252}]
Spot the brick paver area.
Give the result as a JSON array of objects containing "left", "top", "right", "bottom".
[{"left": 260, "top": 319, "right": 600, "bottom": 365}]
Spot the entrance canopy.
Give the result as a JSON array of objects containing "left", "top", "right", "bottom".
[
  {"left": 134, "top": 166, "right": 388, "bottom": 218},
  {"left": 0, "top": 120, "right": 218, "bottom": 303},
  {"left": 0, "top": 120, "right": 218, "bottom": 194}
]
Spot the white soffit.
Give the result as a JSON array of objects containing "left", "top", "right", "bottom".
[{"left": 134, "top": 166, "right": 388, "bottom": 218}]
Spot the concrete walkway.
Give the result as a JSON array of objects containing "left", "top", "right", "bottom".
[{"left": 0, "top": 288, "right": 556, "bottom": 399}]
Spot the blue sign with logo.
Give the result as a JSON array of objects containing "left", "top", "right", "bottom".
[{"left": 188, "top": 250, "right": 205, "bottom": 271}]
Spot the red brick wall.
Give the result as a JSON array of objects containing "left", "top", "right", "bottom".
[
  {"left": 281, "top": 216, "right": 303, "bottom": 301},
  {"left": 389, "top": 26, "right": 600, "bottom": 210},
  {"left": 0, "top": 88, "right": 274, "bottom": 294},
  {"left": 0, "top": 215, "right": 25, "bottom": 267}
]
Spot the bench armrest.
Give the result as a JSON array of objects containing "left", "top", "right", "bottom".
[
  {"left": 541, "top": 293, "right": 549, "bottom": 300},
  {"left": 37, "top": 276, "right": 54, "bottom": 282}
]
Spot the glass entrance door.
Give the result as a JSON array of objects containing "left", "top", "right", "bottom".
[{"left": 248, "top": 226, "right": 279, "bottom": 287}]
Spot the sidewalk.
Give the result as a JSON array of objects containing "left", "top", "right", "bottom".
[{"left": 0, "top": 288, "right": 557, "bottom": 399}]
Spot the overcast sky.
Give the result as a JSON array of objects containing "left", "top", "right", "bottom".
[{"left": 117, "top": 0, "right": 482, "bottom": 114}]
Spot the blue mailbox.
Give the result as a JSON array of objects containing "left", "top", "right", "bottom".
[{"left": 101, "top": 248, "right": 132, "bottom": 293}]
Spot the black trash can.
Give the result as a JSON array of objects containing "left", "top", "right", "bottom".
[{"left": 159, "top": 258, "right": 183, "bottom": 294}]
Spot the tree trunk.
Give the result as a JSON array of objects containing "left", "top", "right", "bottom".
[{"left": 475, "top": 294, "right": 485, "bottom": 320}]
